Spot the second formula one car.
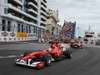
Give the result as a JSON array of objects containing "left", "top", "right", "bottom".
[{"left": 71, "top": 41, "right": 84, "bottom": 49}]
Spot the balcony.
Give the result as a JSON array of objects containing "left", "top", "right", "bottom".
[
  {"left": 41, "top": 2, "right": 47, "bottom": 8},
  {"left": 41, "top": 15, "right": 47, "bottom": 21},
  {"left": 41, "top": 17, "right": 46, "bottom": 21},
  {"left": 28, "top": 0, "right": 38, "bottom": 6},
  {"left": 13, "top": 0, "right": 23, "bottom": 6},
  {"left": 42, "top": 0, "right": 47, "bottom": 4},
  {"left": 41, "top": 10, "right": 47, "bottom": 17},
  {"left": 41, "top": 5, "right": 47, "bottom": 12},
  {"left": 28, "top": 8, "right": 38, "bottom": 15},
  {"left": 28, "top": 2, "right": 38, "bottom": 9},
  {"left": 2, "top": 13, "right": 46, "bottom": 29},
  {"left": 8, "top": 4, "right": 37, "bottom": 21},
  {"left": 3, "top": 13, "right": 25, "bottom": 23},
  {"left": 41, "top": 7, "right": 47, "bottom": 12},
  {"left": 41, "top": 7, "right": 47, "bottom": 15},
  {"left": 41, "top": 12, "right": 48, "bottom": 19},
  {"left": 40, "top": 22, "right": 46, "bottom": 27},
  {"left": 41, "top": 20, "right": 47, "bottom": 25}
]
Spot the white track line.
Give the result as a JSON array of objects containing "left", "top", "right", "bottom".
[{"left": 0, "top": 55, "right": 17, "bottom": 59}]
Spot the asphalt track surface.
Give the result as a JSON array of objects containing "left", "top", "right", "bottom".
[{"left": 0, "top": 47, "right": 100, "bottom": 75}]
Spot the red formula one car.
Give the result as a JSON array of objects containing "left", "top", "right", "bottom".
[
  {"left": 15, "top": 43, "right": 71, "bottom": 69},
  {"left": 15, "top": 50, "right": 52, "bottom": 69}
]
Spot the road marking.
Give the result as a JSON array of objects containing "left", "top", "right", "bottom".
[
  {"left": 8, "top": 55, "right": 17, "bottom": 58},
  {"left": 0, "top": 55, "right": 17, "bottom": 59}
]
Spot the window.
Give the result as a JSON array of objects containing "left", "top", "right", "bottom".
[
  {"left": 32, "top": 19, "right": 37, "bottom": 24},
  {"left": 33, "top": 26, "right": 37, "bottom": 33},
  {"left": 21, "top": 24, "right": 24, "bottom": 32},
  {"left": 85, "top": 35, "right": 93, "bottom": 37},
  {"left": 23, "top": 25, "right": 26, "bottom": 32},
  {"left": 40, "top": 23, "right": 46, "bottom": 27},
  {"left": 7, "top": 21, "right": 11, "bottom": 31},
  {"left": 32, "top": 0, "right": 38, "bottom": 6},
  {"left": 2, "top": 20, "right": 6, "bottom": 31},
  {"left": 84, "top": 38, "right": 88, "bottom": 41},
  {"left": 29, "top": 25, "right": 31, "bottom": 33},
  {"left": 41, "top": 7, "right": 46, "bottom": 13},
  {"left": 29, "top": 6, "right": 38, "bottom": 12},
  {"left": 41, "top": 2, "right": 47, "bottom": 8},
  {"left": 33, "top": 26, "right": 35, "bottom": 33},
  {"left": 43, "top": 0, "right": 47, "bottom": 3},
  {"left": 4, "top": 8, "right": 8, "bottom": 14},
  {"left": 26, "top": 25, "right": 28, "bottom": 33},
  {"left": 18, "top": 24, "right": 21, "bottom": 32},
  {"left": 41, "top": 18, "right": 46, "bottom": 21},
  {"left": 31, "top": 26, "right": 33, "bottom": 33},
  {"left": 41, "top": 12, "right": 48, "bottom": 19}
]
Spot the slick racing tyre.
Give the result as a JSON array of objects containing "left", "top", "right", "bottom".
[
  {"left": 63, "top": 50, "right": 71, "bottom": 59},
  {"left": 42, "top": 55, "right": 52, "bottom": 66},
  {"left": 36, "top": 62, "right": 45, "bottom": 69}
]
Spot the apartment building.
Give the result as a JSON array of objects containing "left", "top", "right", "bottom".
[
  {"left": 0, "top": 0, "right": 48, "bottom": 42},
  {"left": 46, "top": 9, "right": 59, "bottom": 39}
]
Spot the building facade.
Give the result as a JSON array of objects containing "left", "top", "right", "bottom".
[
  {"left": 46, "top": 9, "right": 59, "bottom": 40},
  {"left": 53, "top": 24, "right": 62, "bottom": 39},
  {"left": 83, "top": 31, "right": 96, "bottom": 45},
  {"left": 61, "top": 20, "right": 76, "bottom": 40},
  {"left": 0, "top": 0, "right": 48, "bottom": 42}
]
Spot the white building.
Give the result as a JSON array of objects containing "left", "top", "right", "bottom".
[
  {"left": 84, "top": 31, "right": 96, "bottom": 45},
  {"left": 0, "top": 0, "right": 48, "bottom": 42}
]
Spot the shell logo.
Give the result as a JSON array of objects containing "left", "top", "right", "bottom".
[{"left": 16, "top": 32, "right": 28, "bottom": 37}]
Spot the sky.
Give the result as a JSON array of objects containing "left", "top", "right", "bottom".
[{"left": 47, "top": 0, "right": 100, "bottom": 36}]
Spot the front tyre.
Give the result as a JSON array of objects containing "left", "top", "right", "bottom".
[
  {"left": 36, "top": 62, "right": 45, "bottom": 69},
  {"left": 42, "top": 55, "right": 52, "bottom": 66},
  {"left": 63, "top": 50, "right": 72, "bottom": 59}
]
